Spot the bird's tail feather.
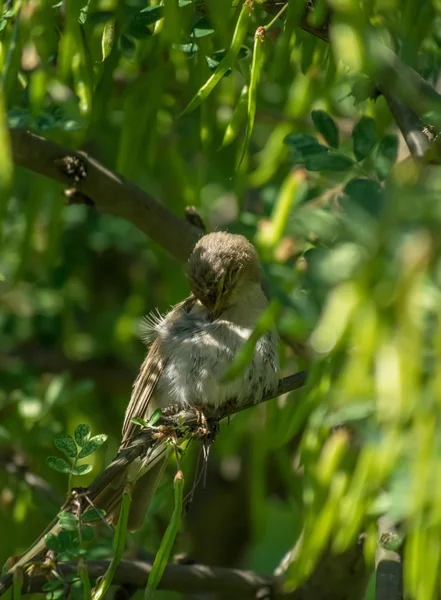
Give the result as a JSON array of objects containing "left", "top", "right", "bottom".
[{"left": 94, "top": 441, "right": 170, "bottom": 531}]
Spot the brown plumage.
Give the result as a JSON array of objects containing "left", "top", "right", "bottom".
[{"left": 98, "top": 232, "right": 279, "bottom": 531}]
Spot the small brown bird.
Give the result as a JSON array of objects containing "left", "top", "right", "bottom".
[{"left": 101, "top": 231, "right": 280, "bottom": 530}]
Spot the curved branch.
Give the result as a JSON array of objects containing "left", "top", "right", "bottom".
[
  {"left": 9, "top": 128, "right": 202, "bottom": 262},
  {"left": 0, "top": 370, "right": 308, "bottom": 596},
  {"left": 263, "top": 0, "right": 438, "bottom": 161},
  {"left": 21, "top": 559, "right": 278, "bottom": 598}
]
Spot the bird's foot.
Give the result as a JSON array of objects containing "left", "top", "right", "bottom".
[{"left": 193, "top": 405, "right": 219, "bottom": 441}]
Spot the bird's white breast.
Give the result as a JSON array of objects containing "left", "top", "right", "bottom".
[{"left": 151, "top": 286, "right": 279, "bottom": 410}]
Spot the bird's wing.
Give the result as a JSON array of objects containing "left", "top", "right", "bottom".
[{"left": 120, "top": 295, "right": 196, "bottom": 446}]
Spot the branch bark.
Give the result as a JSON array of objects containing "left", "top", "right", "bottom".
[
  {"left": 0, "top": 371, "right": 307, "bottom": 596},
  {"left": 264, "top": 0, "right": 437, "bottom": 161},
  {"left": 9, "top": 128, "right": 202, "bottom": 262},
  {"left": 18, "top": 559, "right": 278, "bottom": 598},
  {"left": 375, "top": 518, "right": 403, "bottom": 600}
]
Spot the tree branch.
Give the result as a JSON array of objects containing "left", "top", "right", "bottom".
[
  {"left": 375, "top": 518, "right": 403, "bottom": 600},
  {"left": 19, "top": 559, "right": 278, "bottom": 598},
  {"left": 275, "top": 532, "right": 369, "bottom": 600},
  {"left": 264, "top": 0, "right": 437, "bottom": 161},
  {"left": 0, "top": 371, "right": 307, "bottom": 596},
  {"left": 380, "top": 92, "right": 431, "bottom": 160},
  {"left": 9, "top": 128, "right": 202, "bottom": 262}
]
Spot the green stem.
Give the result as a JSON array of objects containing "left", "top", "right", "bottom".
[
  {"left": 144, "top": 470, "right": 185, "bottom": 600},
  {"left": 92, "top": 491, "right": 131, "bottom": 600},
  {"left": 263, "top": 3, "right": 288, "bottom": 31},
  {"left": 68, "top": 457, "right": 78, "bottom": 496}
]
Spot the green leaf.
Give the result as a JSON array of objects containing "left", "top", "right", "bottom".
[
  {"left": 290, "top": 145, "right": 328, "bottom": 164},
  {"left": 78, "top": 434, "right": 108, "bottom": 458},
  {"left": 102, "top": 19, "right": 115, "bottom": 61},
  {"left": 42, "top": 581, "right": 63, "bottom": 592},
  {"left": 284, "top": 133, "right": 330, "bottom": 164},
  {"left": 148, "top": 408, "right": 162, "bottom": 426},
  {"left": 343, "top": 178, "right": 384, "bottom": 217},
  {"left": 58, "top": 530, "right": 74, "bottom": 551},
  {"left": 284, "top": 132, "right": 320, "bottom": 151},
  {"left": 118, "top": 34, "right": 136, "bottom": 59},
  {"left": 46, "top": 456, "right": 71, "bottom": 474},
  {"left": 131, "top": 416, "right": 149, "bottom": 427},
  {"left": 352, "top": 116, "right": 376, "bottom": 161},
  {"left": 128, "top": 6, "right": 163, "bottom": 38},
  {"left": 304, "top": 152, "right": 354, "bottom": 171},
  {"left": 179, "top": 3, "right": 252, "bottom": 116},
  {"left": 206, "top": 56, "right": 232, "bottom": 76},
  {"left": 45, "top": 533, "right": 62, "bottom": 553},
  {"left": 192, "top": 17, "right": 215, "bottom": 38},
  {"left": 58, "top": 512, "right": 79, "bottom": 531},
  {"left": 374, "top": 134, "right": 398, "bottom": 180},
  {"left": 71, "top": 464, "right": 93, "bottom": 476},
  {"left": 311, "top": 110, "right": 339, "bottom": 149},
  {"left": 173, "top": 42, "right": 198, "bottom": 57},
  {"left": 46, "top": 589, "right": 65, "bottom": 600},
  {"left": 82, "top": 508, "right": 106, "bottom": 522},
  {"left": 74, "top": 424, "right": 91, "bottom": 447},
  {"left": 54, "top": 434, "right": 78, "bottom": 459}
]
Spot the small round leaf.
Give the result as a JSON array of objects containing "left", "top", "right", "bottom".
[
  {"left": 304, "top": 152, "right": 354, "bottom": 171},
  {"left": 74, "top": 424, "right": 91, "bottom": 448},
  {"left": 352, "top": 116, "right": 376, "bottom": 161},
  {"left": 82, "top": 508, "right": 106, "bottom": 522},
  {"left": 45, "top": 533, "right": 62, "bottom": 553},
  {"left": 71, "top": 464, "right": 93, "bottom": 476},
  {"left": 375, "top": 134, "right": 398, "bottom": 180},
  {"left": 46, "top": 456, "right": 71, "bottom": 474},
  {"left": 311, "top": 110, "right": 339, "bottom": 149},
  {"left": 54, "top": 434, "right": 78, "bottom": 459},
  {"left": 78, "top": 434, "right": 108, "bottom": 458}
]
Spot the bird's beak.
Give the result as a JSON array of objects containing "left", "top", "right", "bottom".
[
  {"left": 212, "top": 295, "right": 224, "bottom": 319},
  {"left": 211, "top": 273, "right": 227, "bottom": 318}
]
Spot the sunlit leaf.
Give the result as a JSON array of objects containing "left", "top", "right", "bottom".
[
  {"left": 46, "top": 456, "right": 71, "bottom": 474},
  {"left": 54, "top": 434, "right": 78, "bottom": 459},
  {"left": 71, "top": 464, "right": 93, "bottom": 475},
  {"left": 77, "top": 434, "right": 108, "bottom": 458}
]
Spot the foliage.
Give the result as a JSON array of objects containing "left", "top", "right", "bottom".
[{"left": 2, "top": 0, "right": 441, "bottom": 599}]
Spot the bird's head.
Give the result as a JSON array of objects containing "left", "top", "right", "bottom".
[{"left": 188, "top": 232, "right": 263, "bottom": 317}]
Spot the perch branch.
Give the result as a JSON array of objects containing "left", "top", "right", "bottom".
[
  {"left": 18, "top": 559, "right": 278, "bottom": 598},
  {"left": 9, "top": 128, "right": 202, "bottom": 262},
  {"left": 0, "top": 371, "right": 307, "bottom": 596}
]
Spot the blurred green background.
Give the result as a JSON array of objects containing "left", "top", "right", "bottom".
[{"left": 2, "top": 0, "right": 441, "bottom": 598}]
